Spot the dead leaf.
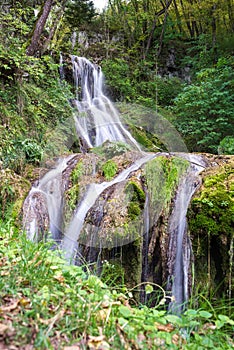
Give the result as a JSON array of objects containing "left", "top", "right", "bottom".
[
  {"left": 39, "top": 309, "right": 65, "bottom": 326},
  {"left": 202, "top": 322, "right": 216, "bottom": 331},
  {"left": 63, "top": 346, "right": 80, "bottom": 350},
  {"left": 0, "top": 300, "right": 19, "bottom": 313},
  {"left": 19, "top": 298, "right": 31, "bottom": 307},
  {"left": 0, "top": 271, "right": 9, "bottom": 276},
  {"left": 87, "top": 335, "right": 110, "bottom": 350},
  {"left": 53, "top": 274, "right": 65, "bottom": 283},
  {"left": 155, "top": 322, "right": 174, "bottom": 332},
  {"left": 172, "top": 333, "right": 186, "bottom": 345},
  {"left": 0, "top": 323, "right": 8, "bottom": 335}
]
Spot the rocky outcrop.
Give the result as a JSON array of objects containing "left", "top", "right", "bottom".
[
  {"left": 188, "top": 155, "right": 234, "bottom": 299},
  {"left": 21, "top": 150, "right": 233, "bottom": 305}
]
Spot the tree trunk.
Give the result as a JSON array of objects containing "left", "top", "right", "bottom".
[
  {"left": 157, "top": 0, "right": 172, "bottom": 57},
  {"left": 41, "top": 1, "right": 67, "bottom": 55},
  {"left": 26, "top": 0, "right": 54, "bottom": 56},
  {"left": 173, "top": 0, "right": 183, "bottom": 34},
  {"left": 144, "top": 0, "right": 173, "bottom": 59}
]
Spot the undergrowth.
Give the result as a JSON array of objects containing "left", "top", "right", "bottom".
[{"left": 0, "top": 220, "right": 233, "bottom": 349}]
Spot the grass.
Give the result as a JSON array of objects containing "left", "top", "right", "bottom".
[{"left": 0, "top": 220, "right": 233, "bottom": 349}]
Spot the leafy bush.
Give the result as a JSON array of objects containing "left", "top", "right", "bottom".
[
  {"left": 102, "top": 58, "right": 134, "bottom": 101},
  {"left": 173, "top": 58, "right": 234, "bottom": 153},
  {"left": 102, "top": 159, "right": 118, "bottom": 180},
  {"left": 218, "top": 136, "right": 234, "bottom": 155}
]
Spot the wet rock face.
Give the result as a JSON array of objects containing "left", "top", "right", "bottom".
[
  {"left": 188, "top": 155, "right": 234, "bottom": 298},
  {"left": 21, "top": 150, "right": 233, "bottom": 304},
  {"left": 22, "top": 190, "right": 49, "bottom": 242}
]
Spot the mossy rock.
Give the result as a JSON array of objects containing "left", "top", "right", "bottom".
[
  {"left": 188, "top": 156, "right": 234, "bottom": 296},
  {"left": 124, "top": 180, "right": 146, "bottom": 220}
]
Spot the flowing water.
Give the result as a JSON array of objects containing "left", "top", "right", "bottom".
[
  {"left": 23, "top": 56, "right": 207, "bottom": 312},
  {"left": 61, "top": 153, "right": 155, "bottom": 262},
  {"left": 167, "top": 154, "right": 206, "bottom": 313},
  {"left": 63, "top": 55, "right": 140, "bottom": 150},
  {"left": 23, "top": 155, "right": 75, "bottom": 242}
]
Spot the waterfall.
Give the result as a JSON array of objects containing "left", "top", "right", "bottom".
[
  {"left": 23, "top": 155, "right": 75, "bottom": 242},
  {"left": 22, "top": 55, "right": 208, "bottom": 312},
  {"left": 167, "top": 154, "right": 206, "bottom": 314},
  {"left": 62, "top": 55, "right": 140, "bottom": 150},
  {"left": 140, "top": 192, "right": 150, "bottom": 303},
  {"left": 61, "top": 153, "right": 155, "bottom": 263}
]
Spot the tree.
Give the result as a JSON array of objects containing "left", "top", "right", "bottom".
[{"left": 26, "top": 0, "right": 55, "bottom": 56}]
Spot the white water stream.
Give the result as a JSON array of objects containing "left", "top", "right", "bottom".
[
  {"left": 66, "top": 55, "right": 140, "bottom": 150},
  {"left": 61, "top": 153, "right": 155, "bottom": 262},
  {"left": 23, "top": 155, "right": 75, "bottom": 242},
  {"left": 167, "top": 154, "right": 206, "bottom": 313},
  {"left": 23, "top": 56, "right": 207, "bottom": 312}
]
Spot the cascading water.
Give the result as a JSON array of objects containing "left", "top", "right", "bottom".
[
  {"left": 22, "top": 55, "right": 208, "bottom": 313},
  {"left": 62, "top": 55, "right": 140, "bottom": 150},
  {"left": 140, "top": 192, "right": 150, "bottom": 303},
  {"left": 61, "top": 153, "right": 155, "bottom": 263},
  {"left": 167, "top": 154, "right": 206, "bottom": 313},
  {"left": 23, "top": 155, "right": 75, "bottom": 242}
]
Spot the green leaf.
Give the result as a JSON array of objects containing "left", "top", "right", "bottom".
[
  {"left": 184, "top": 309, "right": 198, "bottom": 317},
  {"left": 145, "top": 284, "right": 154, "bottom": 294},
  {"left": 119, "top": 305, "right": 132, "bottom": 318},
  {"left": 218, "top": 314, "right": 234, "bottom": 325},
  {"left": 198, "top": 310, "right": 212, "bottom": 319},
  {"left": 165, "top": 314, "right": 182, "bottom": 325}
]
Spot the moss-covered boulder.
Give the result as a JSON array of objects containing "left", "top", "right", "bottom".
[{"left": 188, "top": 155, "right": 234, "bottom": 297}]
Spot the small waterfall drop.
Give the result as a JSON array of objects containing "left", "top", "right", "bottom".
[
  {"left": 140, "top": 192, "right": 150, "bottom": 303},
  {"left": 62, "top": 55, "right": 140, "bottom": 150},
  {"left": 61, "top": 153, "right": 155, "bottom": 262},
  {"left": 22, "top": 55, "right": 209, "bottom": 312},
  {"left": 167, "top": 154, "right": 206, "bottom": 313},
  {"left": 23, "top": 155, "right": 75, "bottom": 242}
]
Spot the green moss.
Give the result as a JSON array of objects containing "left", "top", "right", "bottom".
[
  {"left": 71, "top": 160, "right": 83, "bottom": 184},
  {"left": 102, "top": 160, "right": 118, "bottom": 180},
  {"left": 128, "top": 124, "right": 166, "bottom": 152},
  {"left": 188, "top": 162, "right": 234, "bottom": 296},
  {"left": 92, "top": 141, "right": 132, "bottom": 159},
  {"left": 124, "top": 181, "right": 146, "bottom": 220},
  {"left": 128, "top": 202, "right": 141, "bottom": 220},
  {"left": 189, "top": 164, "right": 234, "bottom": 238},
  {"left": 145, "top": 156, "right": 189, "bottom": 218}
]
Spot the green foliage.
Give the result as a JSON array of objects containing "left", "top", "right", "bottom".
[
  {"left": 102, "top": 58, "right": 134, "bottom": 101},
  {"left": 0, "top": 221, "right": 233, "bottom": 349},
  {"left": 173, "top": 58, "right": 234, "bottom": 153},
  {"left": 102, "top": 159, "right": 118, "bottom": 180},
  {"left": 0, "top": 168, "right": 30, "bottom": 221},
  {"left": 64, "top": 161, "right": 83, "bottom": 219},
  {"left": 71, "top": 160, "right": 83, "bottom": 184},
  {"left": 100, "top": 260, "right": 125, "bottom": 288},
  {"left": 64, "top": 0, "right": 96, "bottom": 29},
  {"left": 218, "top": 136, "right": 234, "bottom": 155}
]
